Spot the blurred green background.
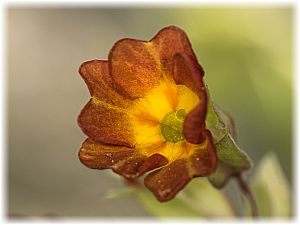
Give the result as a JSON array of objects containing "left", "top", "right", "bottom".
[{"left": 7, "top": 6, "right": 293, "bottom": 217}]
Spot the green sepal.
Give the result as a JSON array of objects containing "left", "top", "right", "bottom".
[
  {"left": 205, "top": 88, "right": 252, "bottom": 188},
  {"left": 215, "top": 134, "right": 252, "bottom": 170}
]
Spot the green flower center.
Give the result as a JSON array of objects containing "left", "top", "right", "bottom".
[{"left": 161, "top": 109, "right": 186, "bottom": 143}]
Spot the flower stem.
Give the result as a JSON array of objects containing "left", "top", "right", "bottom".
[{"left": 235, "top": 173, "right": 259, "bottom": 218}]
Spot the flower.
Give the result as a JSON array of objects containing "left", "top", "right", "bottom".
[{"left": 78, "top": 26, "right": 217, "bottom": 202}]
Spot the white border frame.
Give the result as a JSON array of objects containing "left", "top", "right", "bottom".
[{"left": 1, "top": 0, "right": 298, "bottom": 224}]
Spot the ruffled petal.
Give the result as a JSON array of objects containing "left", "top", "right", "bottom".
[
  {"left": 109, "top": 39, "right": 163, "bottom": 99},
  {"left": 78, "top": 99, "right": 135, "bottom": 147},
  {"left": 79, "top": 60, "right": 131, "bottom": 107},
  {"left": 144, "top": 159, "right": 191, "bottom": 202},
  {"left": 108, "top": 26, "right": 203, "bottom": 99},
  {"left": 186, "top": 129, "right": 217, "bottom": 176},
  {"left": 173, "top": 53, "right": 208, "bottom": 144},
  {"left": 144, "top": 130, "right": 217, "bottom": 202},
  {"left": 79, "top": 139, "right": 168, "bottom": 179},
  {"left": 173, "top": 53, "right": 204, "bottom": 94},
  {"left": 79, "top": 138, "right": 135, "bottom": 169},
  {"left": 151, "top": 26, "right": 203, "bottom": 83},
  {"left": 78, "top": 60, "right": 136, "bottom": 146},
  {"left": 111, "top": 154, "right": 146, "bottom": 178},
  {"left": 112, "top": 153, "right": 168, "bottom": 179},
  {"left": 183, "top": 94, "right": 207, "bottom": 144},
  {"left": 138, "top": 154, "right": 168, "bottom": 175}
]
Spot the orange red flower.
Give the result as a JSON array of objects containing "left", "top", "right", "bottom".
[{"left": 78, "top": 26, "right": 217, "bottom": 201}]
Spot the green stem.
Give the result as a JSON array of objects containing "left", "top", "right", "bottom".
[{"left": 235, "top": 173, "right": 259, "bottom": 218}]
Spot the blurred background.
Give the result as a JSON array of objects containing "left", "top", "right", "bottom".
[{"left": 7, "top": 6, "right": 293, "bottom": 217}]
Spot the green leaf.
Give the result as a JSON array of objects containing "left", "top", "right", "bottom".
[
  {"left": 249, "top": 152, "right": 291, "bottom": 217},
  {"left": 102, "top": 187, "right": 135, "bottom": 199},
  {"left": 137, "top": 178, "right": 235, "bottom": 218},
  {"left": 177, "top": 178, "right": 236, "bottom": 217},
  {"left": 205, "top": 88, "right": 252, "bottom": 188}
]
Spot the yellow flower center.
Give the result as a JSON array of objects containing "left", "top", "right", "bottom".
[{"left": 130, "top": 81, "right": 200, "bottom": 162}]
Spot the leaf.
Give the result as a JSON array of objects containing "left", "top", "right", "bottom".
[
  {"left": 205, "top": 88, "right": 252, "bottom": 188},
  {"left": 103, "top": 187, "right": 135, "bottom": 199},
  {"left": 249, "top": 152, "right": 291, "bottom": 217},
  {"left": 177, "top": 178, "right": 236, "bottom": 217},
  {"left": 137, "top": 178, "right": 235, "bottom": 218}
]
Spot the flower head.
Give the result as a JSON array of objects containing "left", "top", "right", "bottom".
[{"left": 78, "top": 26, "right": 217, "bottom": 201}]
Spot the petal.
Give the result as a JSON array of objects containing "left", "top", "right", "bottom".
[
  {"left": 173, "top": 53, "right": 204, "bottom": 94},
  {"left": 133, "top": 124, "right": 165, "bottom": 153},
  {"left": 173, "top": 53, "right": 208, "bottom": 144},
  {"left": 144, "top": 130, "right": 217, "bottom": 202},
  {"left": 111, "top": 154, "right": 146, "bottom": 178},
  {"left": 159, "top": 141, "right": 187, "bottom": 163},
  {"left": 138, "top": 154, "right": 168, "bottom": 175},
  {"left": 79, "top": 138, "right": 135, "bottom": 169},
  {"left": 78, "top": 98, "right": 135, "bottom": 147},
  {"left": 175, "top": 84, "right": 199, "bottom": 114},
  {"left": 186, "top": 129, "right": 217, "bottom": 176},
  {"left": 108, "top": 26, "right": 202, "bottom": 99},
  {"left": 144, "top": 159, "right": 191, "bottom": 202},
  {"left": 79, "top": 139, "right": 168, "bottom": 179},
  {"left": 112, "top": 153, "right": 168, "bottom": 179},
  {"left": 79, "top": 60, "right": 131, "bottom": 107},
  {"left": 151, "top": 26, "right": 203, "bottom": 83},
  {"left": 132, "top": 82, "right": 175, "bottom": 121},
  {"left": 109, "top": 39, "right": 162, "bottom": 99},
  {"left": 183, "top": 93, "right": 208, "bottom": 144}
]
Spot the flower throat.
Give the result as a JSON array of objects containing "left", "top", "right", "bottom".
[{"left": 161, "top": 109, "right": 186, "bottom": 143}]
